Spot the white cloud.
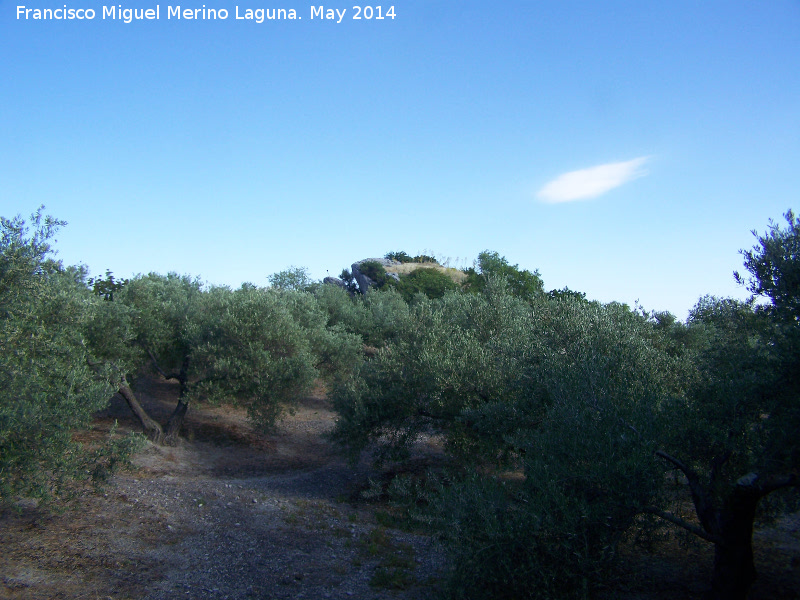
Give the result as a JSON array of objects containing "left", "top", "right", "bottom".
[{"left": 537, "top": 157, "right": 649, "bottom": 203}]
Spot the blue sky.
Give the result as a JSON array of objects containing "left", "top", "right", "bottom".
[{"left": 2, "top": 1, "right": 799, "bottom": 319}]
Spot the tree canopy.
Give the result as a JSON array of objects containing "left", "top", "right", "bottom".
[
  {"left": 2, "top": 205, "right": 797, "bottom": 598},
  {"left": 0, "top": 209, "right": 138, "bottom": 505},
  {"left": 328, "top": 214, "right": 799, "bottom": 599}
]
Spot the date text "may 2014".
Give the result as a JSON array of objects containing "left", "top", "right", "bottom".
[{"left": 15, "top": 5, "right": 396, "bottom": 23}]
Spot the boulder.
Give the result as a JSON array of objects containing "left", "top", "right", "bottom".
[
  {"left": 351, "top": 258, "right": 400, "bottom": 294},
  {"left": 322, "top": 276, "right": 347, "bottom": 290}
]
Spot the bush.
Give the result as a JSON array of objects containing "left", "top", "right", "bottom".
[
  {"left": 385, "top": 251, "right": 413, "bottom": 263},
  {"left": 392, "top": 267, "right": 459, "bottom": 302},
  {"left": 0, "top": 209, "right": 136, "bottom": 505},
  {"left": 315, "top": 284, "right": 409, "bottom": 348},
  {"left": 268, "top": 266, "right": 317, "bottom": 292},
  {"left": 275, "top": 287, "right": 363, "bottom": 385},
  {"left": 331, "top": 282, "right": 685, "bottom": 597},
  {"left": 187, "top": 285, "right": 321, "bottom": 430},
  {"left": 358, "top": 260, "right": 393, "bottom": 289},
  {"left": 463, "top": 251, "right": 544, "bottom": 302}
]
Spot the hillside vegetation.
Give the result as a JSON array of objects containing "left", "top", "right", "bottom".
[{"left": 2, "top": 207, "right": 798, "bottom": 600}]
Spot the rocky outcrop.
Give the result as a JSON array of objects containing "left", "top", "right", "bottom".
[
  {"left": 323, "top": 276, "right": 347, "bottom": 290},
  {"left": 351, "top": 258, "right": 400, "bottom": 294}
]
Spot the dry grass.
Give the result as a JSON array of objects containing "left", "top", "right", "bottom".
[{"left": 384, "top": 262, "right": 468, "bottom": 283}]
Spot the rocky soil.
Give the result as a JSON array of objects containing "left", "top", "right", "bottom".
[
  {"left": 0, "top": 378, "right": 447, "bottom": 600},
  {"left": 1, "top": 376, "right": 798, "bottom": 599}
]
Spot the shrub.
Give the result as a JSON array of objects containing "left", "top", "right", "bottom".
[
  {"left": 331, "top": 282, "right": 684, "bottom": 597},
  {"left": 358, "top": 260, "right": 393, "bottom": 289},
  {"left": 268, "top": 266, "right": 318, "bottom": 292},
  {"left": 393, "top": 267, "right": 459, "bottom": 302},
  {"left": 385, "top": 251, "right": 413, "bottom": 263},
  {"left": 0, "top": 209, "right": 136, "bottom": 505}
]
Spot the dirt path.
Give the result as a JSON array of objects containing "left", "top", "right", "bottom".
[
  {"left": 0, "top": 379, "right": 447, "bottom": 600},
  {"left": 1, "top": 377, "right": 798, "bottom": 599}
]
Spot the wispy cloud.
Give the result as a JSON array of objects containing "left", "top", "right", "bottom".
[{"left": 537, "top": 157, "right": 649, "bottom": 203}]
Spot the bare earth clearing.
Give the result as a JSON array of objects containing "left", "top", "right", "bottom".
[{"left": 1, "top": 377, "right": 798, "bottom": 599}]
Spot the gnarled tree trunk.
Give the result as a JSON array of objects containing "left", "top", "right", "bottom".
[
  {"left": 164, "top": 398, "right": 189, "bottom": 444},
  {"left": 708, "top": 491, "right": 759, "bottom": 600},
  {"left": 117, "top": 378, "right": 164, "bottom": 444},
  {"left": 163, "top": 359, "right": 191, "bottom": 444},
  {"left": 656, "top": 451, "right": 799, "bottom": 600}
]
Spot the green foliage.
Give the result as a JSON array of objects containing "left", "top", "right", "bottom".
[
  {"left": 0, "top": 208, "right": 135, "bottom": 505},
  {"left": 730, "top": 211, "right": 800, "bottom": 478},
  {"left": 87, "top": 269, "right": 128, "bottom": 301},
  {"left": 463, "top": 251, "right": 544, "bottom": 302},
  {"left": 358, "top": 257, "right": 459, "bottom": 302},
  {"left": 362, "top": 288, "right": 412, "bottom": 345},
  {"left": 383, "top": 252, "right": 439, "bottom": 264},
  {"left": 315, "top": 284, "right": 410, "bottom": 348},
  {"left": 666, "top": 298, "right": 799, "bottom": 503},
  {"left": 268, "top": 265, "right": 317, "bottom": 292},
  {"left": 667, "top": 214, "right": 799, "bottom": 492},
  {"left": 547, "top": 286, "right": 588, "bottom": 302},
  {"left": 639, "top": 214, "right": 800, "bottom": 597},
  {"left": 269, "top": 287, "right": 363, "bottom": 386},
  {"left": 385, "top": 251, "right": 413, "bottom": 263},
  {"left": 435, "top": 299, "right": 683, "bottom": 598},
  {"left": 118, "top": 276, "right": 361, "bottom": 431},
  {"left": 671, "top": 297, "right": 777, "bottom": 472},
  {"left": 87, "top": 424, "right": 147, "bottom": 483},
  {"left": 359, "top": 260, "right": 394, "bottom": 289},
  {"left": 338, "top": 269, "right": 359, "bottom": 294},
  {"left": 189, "top": 286, "right": 319, "bottom": 429},
  {"left": 316, "top": 283, "right": 372, "bottom": 333},
  {"left": 330, "top": 283, "right": 537, "bottom": 464},
  {"left": 735, "top": 209, "right": 800, "bottom": 324},
  {"left": 412, "top": 254, "right": 438, "bottom": 264},
  {"left": 330, "top": 278, "right": 689, "bottom": 596},
  {"left": 118, "top": 273, "right": 205, "bottom": 388},
  {"left": 392, "top": 267, "right": 459, "bottom": 302}
]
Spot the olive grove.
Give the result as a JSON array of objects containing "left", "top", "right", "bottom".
[
  {"left": 329, "top": 214, "right": 799, "bottom": 599},
  {"left": 2, "top": 205, "right": 797, "bottom": 599}
]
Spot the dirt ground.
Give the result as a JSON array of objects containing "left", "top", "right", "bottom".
[{"left": 1, "top": 377, "right": 798, "bottom": 599}]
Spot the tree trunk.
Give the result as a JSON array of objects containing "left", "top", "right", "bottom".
[
  {"left": 162, "top": 359, "right": 191, "bottom": 444},
  {"left": 164, "top": 398, "right": 189, "bottom": 444},
  {"left": 117, "top": 380, "right": 164, "bottom": 444},
  {"left": 708, "top": 493, "right": 759, "bottom": 600}
]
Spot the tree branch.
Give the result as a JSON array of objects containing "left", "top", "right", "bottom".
[
  {"left": 655, "top": 450, "right": 695, "bottom": 478},
  {"left": 643, "top": 506, "right": 721, "bottom": 544},
  {"left": 655, "top": 450, "right": 718, "bottom": 535},
  {"left": 736, "top": 472, "right": 800, "bottom": 496},
  {"left": 147, "top": 348, "right": 180, "bottom": 381},
  {"left": 620, "top": 419, "right": 642, "bottom": 439}
]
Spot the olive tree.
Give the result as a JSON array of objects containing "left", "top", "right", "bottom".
[
  {"left": 331, "top": 282, "right": 687, "bottom": 598},
  {"left": 435, "top": 298, "right": 683, "bottom": 599},
  {"left": 330, "top": 214, "right": 799, "bottom": 599},
  {"left": 330, "top": 282, "right": 539, "bottom": 464},
  {"left": 112, "top": 277, "right": 362, "bottom": 441},
  {"left": 0, "top": 209, "right": 136, "bottom": 505},
  {"left": 268, "top": 266, "right": 317, "bottom": 292},
  {"left": 113, "top": 272, "right": 207, "bottom": 441},
  {"left": 650, "top": 211, "right": 800, "bottom": 599},
  {"left": 462, "top": 250, "right": 544, "bottom": 301},
  {"left": 185, "top": 285, "right": 321, "bottom": 430},
  {"left": 315, "top": 283, "right": 410, "bottom": 348}
]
